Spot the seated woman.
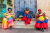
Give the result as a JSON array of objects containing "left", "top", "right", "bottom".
[
  {"left": 35, "top": 9, "right": 48, "bottom": 32},
  {"left": 22, "top": 7, "right": 32, "bottom": 25},
  {"left": 2, "top": 8, "right": 14, "bottom": 29}
]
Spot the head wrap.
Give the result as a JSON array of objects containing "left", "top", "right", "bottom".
[
  {"left": 26, "top": 7, "right": 29, "bottom": 9},
  {"left": 8, "top": 8, "right": 12, "bottom": 11},
  {"left": 38, "top": 9, "right": 42, "bottom": 12}
]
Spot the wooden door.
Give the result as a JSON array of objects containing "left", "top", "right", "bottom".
[{"left": 14, "top": 0, "right": 37, "bottom": 17}]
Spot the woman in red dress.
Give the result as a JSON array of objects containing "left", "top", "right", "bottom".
[
  {"left": 22, "top": 7, "right": 32, "bottom": 25},
  {"left": 35, "top": 9, "right": 48, "bottom": 32}
]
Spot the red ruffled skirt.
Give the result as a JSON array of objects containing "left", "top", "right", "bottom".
[{"left": 35, "top": 19, "right": 48, "bottom": 29}]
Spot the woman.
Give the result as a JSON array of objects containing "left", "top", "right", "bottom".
[
  {"left": 22, "top": 7, "right": 32, "bottom": 25},
  {"left": 2, "top": 8, "right": 14, "bottom": 29},
  {"left": 35, "top": 9, "right": 48, "bottom": 32}
]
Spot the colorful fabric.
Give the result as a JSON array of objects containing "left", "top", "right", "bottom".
[
  {"left": 39, "top": 12, "right": 45, "bottom": 15},
  {"left": 38, "top": 9, "right": 42, "bottom": 12},
  {"left": 2, "top": 18, "right": 9, "bottom": 28},
  {"left": 37, "top": 19, "right": 48, "bottom": 23},
  {"left": 8, "top": 8, "right": 12, "bottom": 11},
  {"left": 35, "top": 19, "right": 48, "bottom": 29},
  {"left": 35, "top": 12, "right": 48, "bottom": 29},
  {"left": 46, "top": 16, "right": 48, "bottom": 19},
  {"left": 2, "top": 13, "right": 14, "bottom": 28},
  {"left": 24, "top": 10, "right": 30, "bottom": 14},
  {"left": 22, "top": 14, "right": 32, "bottom": 25},
  {"left": 38, "top": 12, "right": 48, "bottom": 20},
  {"left": 38, "top": 16, "right": 44, "bottom": 21},
  {"left": 24, "top": 14, "right": 32, "bottom": 19},
  {"left": 7, "top": 17, "right": 13, "bottom": 23},
  {"left": 8, "top": 22, "right": 14, "bottom": 28},
  {"left": 4, "top": 13, "right": 14, "bottom": 18},
  {"left": 26, "top": 7, "right": 29, "bottom": 9}
]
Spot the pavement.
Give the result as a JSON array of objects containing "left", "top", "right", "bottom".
[{"left": 0, "top": 28, "right": 50, "bottom": 33}]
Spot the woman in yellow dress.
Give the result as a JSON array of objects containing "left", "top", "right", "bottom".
[
  {"left": 35, "top": 9, "right": 48, "bottom": 32},
  {"left": 2, "top": 8, "right": 14, "bottom": 29}
]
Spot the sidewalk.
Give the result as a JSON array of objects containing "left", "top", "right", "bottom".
[{"left": 0, "top": 28, "right": 50, "bottom": 33}]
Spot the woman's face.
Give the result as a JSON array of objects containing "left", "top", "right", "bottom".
[
  {"left": 8, "top": 10, "right": 11, "bottom": 13},
  {"left": 38, "top": 11, "right": 41, "bottom": 14},
  {"left": 26, "top": 8, "right": 28, "bottom": 11}
]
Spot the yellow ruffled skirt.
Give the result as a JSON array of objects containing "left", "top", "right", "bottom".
[{"left": 2, "top": 18, "right": 14, "bottom": 28}]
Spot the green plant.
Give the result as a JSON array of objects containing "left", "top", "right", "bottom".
[
  {"left": 7, "top": 0, "right": 13, "bottom": 6},
  {"left": 0, "top": 0, "right": 4, "bottom": 21},
  {"left": 0, "top": 9, "right": 3, "bottom": 21},
  {"left": 0, "top": 0, "right": 4, "bottom": 8},
  {"left": 0, "top": 17, "right": 3, "bottom": 21}
]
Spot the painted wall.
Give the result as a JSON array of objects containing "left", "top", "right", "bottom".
[{"left": 0, "top": 0, "right": 6, "bottom": 17}]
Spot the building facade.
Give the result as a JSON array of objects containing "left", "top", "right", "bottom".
[
  {"left": 7, "top": 0, "right": 50, "bottom": 18},
  {"left": 0, "top": 0, "right": 50, "bottom": 20}
]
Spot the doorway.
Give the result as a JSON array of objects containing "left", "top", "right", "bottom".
[{"left": 14, "top": 0, "right": 37, "bottom": 18}]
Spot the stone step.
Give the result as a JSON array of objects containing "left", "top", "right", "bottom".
[
  {"left": 13, "top": 19, "right": 50, "bottom": 28},
  {"left": 13, "top": 20, "right": 35, "bottom": 28},
  {"left": 13, "top": 18, "right": 36, "bottom": 25},
  {"left": 13, "top": 25, "right": 35, "bottom": 28},
  {"left": 0, "top": 18, "right": 50, "bottom": 28},
  {"left": 13, "top": 18, "right": 36, "bottom": 28},
  {"left": 14, "top": 21, "right": 35, "bottom": 26}
]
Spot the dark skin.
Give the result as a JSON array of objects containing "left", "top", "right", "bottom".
[
  {"left": 24, "top": 8, "right": 28, "bottom": 13},
  {"left": 36, "top": 11, "right": 42, "bottom": 19},
  {"left": 26, "top": 8, "right": 29, "bottom": 11},
  {"left": 38, "top": 11, "right": 46, "bottom": 18},
  {"left": 8, "top": 10, "right": 11, "bottom": 13},
  {"left": 38, "top": 10, "right": 41, "bottom": 14},
  {"left": 4, "top": 10, "right": 12, "bottom": 19},
  {"left": 38, "top": 11, "right": 47, "bottom": 20},
  {"left": 8, "top": 10, "right": 14, "bottom": 17},
  {"left": 25, "top": 8, "right": 29, "bottom": 15}
]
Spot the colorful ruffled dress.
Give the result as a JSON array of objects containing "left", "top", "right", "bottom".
[
  {"left": 35, "top": 12, "right": 48, "bottom": 29},
  {"left": 22, "top": 10, "right": 32, "bottom": 25},
  {"left": 2, "top": 13, "right": 14, "bottom": 28}
]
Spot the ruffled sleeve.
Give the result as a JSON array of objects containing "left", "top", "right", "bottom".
[{"left": 11, "top": 13, "right": 14, "bottom": 17}]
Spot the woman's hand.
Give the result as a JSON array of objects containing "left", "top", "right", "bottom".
[{"left": 4, "top": 15, "right": 7, "bottom": 18}]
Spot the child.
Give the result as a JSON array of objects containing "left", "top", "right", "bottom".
[
  {"left": 2, "top": 8, "right": 14, "bottom": 29},
  {"left": 35, "top": 9, "right": 48, "bottom": 32},
  {"left": 22, "top": 7, "right": 32, "bottom": 25}
]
